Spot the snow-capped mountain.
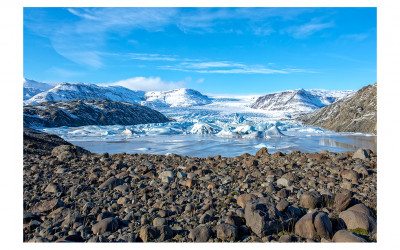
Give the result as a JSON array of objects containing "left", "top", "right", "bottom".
[
  {"left": 24, "top": 81, "right": 212, "bottom": 108},
  {"left": 24, "top": 82, "right": 146, "bottom": 105},
  {"left": 143, "top": 88, "right": 212, "bottom": 107},
  {"left": 250, "top": 88, "right": 354, "bottom": 114},
  {"left": 23, "top": 78, "right": 54, "bottom": 100}
]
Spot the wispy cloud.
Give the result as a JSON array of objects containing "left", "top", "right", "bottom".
[
  {"left": 129, "top": 53, "right": 178, "bottom": 61},
  {"left": 107, "top": 76, "right": 186, "bottom": 91},
  {"left": 24, "top": 8, "right": 333, "bottom": 68},
  {"left": 284, "top": 18, "right": 335, "bottom": 39},
  {"left": 159, "top": 60, "right": 312, "bottom": 74}
]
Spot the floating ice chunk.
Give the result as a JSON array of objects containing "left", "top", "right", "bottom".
[
  {"left": 137, "top": 147, "right": 151, "bottom": 151},
  {"left": 216, "top": 128, "right": 239, "bottom": 138},
  {"left": 242, "top": 131, "right": 263, "bottom": 139},
  {"left": 233, "top": 125, "right": 255, "bottom": 134},
  {"left": 264, "top": 126, "right": 285, "bottom": 138},
  {"left": 190, "top": 123, "right": 217, "bottom": 135},
  {"left": 121, "top": 128, "right": 133, "bottom": 135}
]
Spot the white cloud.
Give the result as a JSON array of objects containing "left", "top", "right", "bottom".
[
  {"left": 129, "top": 53, "right": 178, "bottom": 61},
  {"left": 284, "top": 19, "right": 335, "bottom": 39},
  {"left": 108, "top": 77, "right": 186, "bottom": 91},
  {"left": 159, "top": 60, "right": 311, "bottom": 74}
]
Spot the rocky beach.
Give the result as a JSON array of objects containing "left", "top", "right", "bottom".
[{"left": 23, "top": 127, "right": 377, "bottom": 243}]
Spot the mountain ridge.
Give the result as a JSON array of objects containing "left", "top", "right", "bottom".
[{"left": 299, "top": 83, "right": 377, "bottom": 134}]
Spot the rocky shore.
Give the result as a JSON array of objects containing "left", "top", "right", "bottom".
[{"left": 23, "top": 128, "right": 377, "bottom": 243}]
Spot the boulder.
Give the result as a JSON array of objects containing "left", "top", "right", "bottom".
[
  {"left": 341, "top": 169, "right": 359, "bottom": 183},
  {"left": 332, "top": 230, "right": 367, "bottom": 242},
  {"left": 295, "top": 211, "right": 317, "bottom": 240},
  {"left": 244, "top": 197, "right": 286, "bottom": 237},
  {"left": 216, "top": 223, "right": 239, "bottom": 242},
  {"left": 352, "top": 148, "right": 370, "bottom": 160},
  {"left": 189, "top": 225, "right": 212, "bottom": 242},
  {"left": 92, "top": 217, "right": 119, "bottom": 235},
  {"left": 347, "top": 203, "right": 374, "bottom": 217},
  {"left": 300, "top": 191, "right": 321, "bottom": 209},
  {"left": 237, "top": 194, "right": 256, "bottom": 209},
  {"left": 295, "top": 211, "right": 332, "bottom": 240},
  {"left": 255, "top": 147, "right": 269, "bottom": 158},
  {"left": 334, "top": 190, "right": 352, "bottom": 211},
  {"left": 339, "top": 210, "right": 377, "bottom": 234},
  {"left": 314, "top": 212, "right": 333, "bottom": 240},
  {"left": 31, "top": 199, "right": 63, "bottom": 213}
]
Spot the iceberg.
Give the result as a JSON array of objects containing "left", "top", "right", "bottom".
[
  {"left": 190, "top": 123, "right": 217, "bottom": 135},
  {"left": 264, "top": 126, "right": 285, "bottom": 138}
]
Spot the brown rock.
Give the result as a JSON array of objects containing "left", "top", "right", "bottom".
[
  {"left": 341, "top": 169, "right": 359, "bottom": 183},
  {"left": 300, "top": 191, "right": 321, "bottom": 209},
  {"left": 294, "top": 211, "right": 318, "bottom": 240},
  {"left": 92, "top": 217, "right": 119, "bottom": 235},
  {"left": 334, "top": 190, "right": 353, "bottom": 211},
  {"left": 314, "top": 212, "right": 333, "bottom": 240},
  {"left": 332, "top": 230, "right": 367, "bottom": 242},
  {"left": 237, "top": 194, "right": 256, "bottom": 209}
]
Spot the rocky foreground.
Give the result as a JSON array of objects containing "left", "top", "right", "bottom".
[{"left": 23, "top": 128, "right": 377, "bottom": 243}]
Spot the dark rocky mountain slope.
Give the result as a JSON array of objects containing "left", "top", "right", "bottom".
[
  {"left": 23, "top": 99, "right": 171, "bottom": 128},
  {"left": 299, "top": 83, "right": 377, "bottom": 134}
]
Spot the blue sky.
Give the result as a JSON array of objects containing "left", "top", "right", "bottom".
[{"left": 23, "top": 7, "right": 376, "bottom": 94}]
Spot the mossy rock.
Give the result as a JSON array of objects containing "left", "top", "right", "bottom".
[{"left": 348, "top": 228, "right": 369, "bottom": 237}]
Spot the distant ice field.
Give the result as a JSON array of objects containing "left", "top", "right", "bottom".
[{"left": 37, "top": 94, "right": 375, "bottom": 157}]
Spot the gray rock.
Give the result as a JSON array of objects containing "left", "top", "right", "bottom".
[
  {"left": 300, "top": 191, "right": 321, "bottom": 209},
  {"left": 334, "top": 190, "right": 352, "bottom": 211},
  {"left": 276, "top": 199, "right": 290, "bottom": 212},
  {"left": 159, "top": 170, "right": 174, "bottom": 179},
  {"left": 92, "top": 217, "right": 119, "bottom": 235},
  {"left": 44, "top": 183, "right": 62, "bottom": 193},
  {"left": 237, "top": 194, "right": 256, "bottom": 209},
  {"left": 295, "top": 211, "right": 318, "bottom": 240},
  {"left": 244, "top": 197, "right": 285, "bottom": 238},
  {"left": 216, "top": 223, "right": 239, "bottom": 242},
  {"left": 189, "top": 225, "right": 212, "bottom": 242},
  {"left": 347, "top": 203, "right": 374, "bottom": 217},
  {"left": 114, "top": 184, "right": 130, "bottom": 193},
  {"left": 98, "top": 177, "right": 124, "bottom": 190},
  {"left": 153, "top": 217, "right": 168, "bottom": 227},
  {"left": 314, "top": 212, "right": 333, "bottom": 240},
  {"left": 353, "top": 148, "right": 370, "bottom": 160},
  {"left": 31, "top": 198, "right": 63, "bottom": 213},
  {"left": 276, "top": 177, "right": 292, "bottom": 187},
  {"left": 140, "top": 225, "right": 159, "bottom": 242},
  {"left": 339, "top": 210, "right": 377, "bottom": 233},
  {"left": 199, "top": 213, "right": 213, "bottom": 224},
  {"left": 332, "top": 230, "right": 367, "bottom": 242}
]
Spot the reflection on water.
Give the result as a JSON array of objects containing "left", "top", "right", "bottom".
[
  {"left": 319, "top": 135, "right": 377, "bottom": 152},
  {"left": 70, "top": 134, "right": 377, "bottom": 158}
]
